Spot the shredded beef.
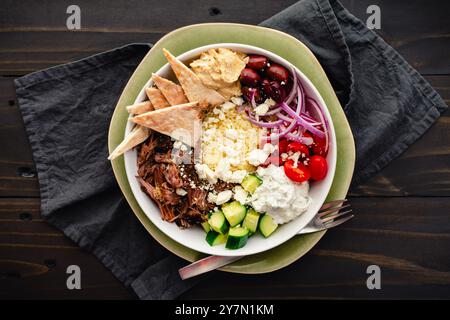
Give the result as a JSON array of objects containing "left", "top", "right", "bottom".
[{"left": 136, "top": 132, "right": 212, "bottom": 228}]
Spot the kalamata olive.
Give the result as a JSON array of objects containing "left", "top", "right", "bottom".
[
  {"left": 247, "top": 55, "right": 269, "bottom": 70},
  {"left": 242, "top": 86, "right": 262, "bottom": 103},
  {"left": 240, "top": 68, "right": 261, "bottom": 86},
  {"left": 261, "top": 78, "right": 286, "bottom": 102},
  {"left": 266, "top": 64, "right": 290, "bottom": 82}
]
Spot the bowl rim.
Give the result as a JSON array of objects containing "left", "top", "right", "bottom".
[{"left": 123, "top": 42, "right": 338, "bottom": 257}]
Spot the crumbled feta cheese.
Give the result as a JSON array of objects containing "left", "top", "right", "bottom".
[
  {"left": 233, "top": 186, "right": 249, "bottom": 205},
  {"left": 207, "top": 192, "right": 217, "bottom": 204},
  {"left": 246, "top": 143, "right": 276, "bottom": 166},
  {"left": 176, "top": 188, "right": 187, "bottom": 196},
  {"left": 195, "top": 163, "right": 218, "bottom": 184},
  {"left": 216, "top": 190, "right": 233, "bottom": 205},
  {"left": 281, "top": 152, "right": 288, "bottom": 160},
  {"left": 265, "top": 98, "right": 277, "bottom": 107},
  {"left": 229, "top": 170, "right": 247, "bottom": 184},
  {"left": 263, "top": 143, "right": 277, "bottom": 154},
  {"left": 215, "top": 158, "right": 233, "bottom": 182},
  {"left": 221, "top": 101, "right": 235, "bottom": 111},
  {"left": 173, "top": 141, "right": 182, "bottom": 149},
  {"left": 207, "top": 117, "right": 219, "bottom": 123},
  {"left": 289, "top": 151, "right": 301, "bottom": 167},
  {"left": 254, "top": 103, "right": 269, "bottom": 116},
  {"left": 231, "top": 96, "right": 244, "bottom": 106},
  {"left": 247, "top": 149, "right": 268, "bottom": 166}
]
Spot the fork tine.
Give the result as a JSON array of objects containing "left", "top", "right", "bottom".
[
  {"left": 318, "top": 204, "right": 351, "bottom": 218},
  {"left": 321, "top": 209, "right": 353, "bottom": 223},
  {"left": 322, "top": 212, "right": 354, "bottom": 228},
  {"left": 319, "top": 199, "right": 347, "bottom": 211}
]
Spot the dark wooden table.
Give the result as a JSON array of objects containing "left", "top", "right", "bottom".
[{"left": 1, "top": 0, "right": 449, "bottom": 299}]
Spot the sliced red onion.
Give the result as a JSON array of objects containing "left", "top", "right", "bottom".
[
  {"left": 284, "top": 68, "right": 298, "bottom": 105},
  {"left": 262, "top": 119, "right": 297, "bottom": 141},
  {"left": 250, "top": 89, "right": 257, "bottom": 109},
  {"left": 247, "top": 116, "right": 284, "bottom": 128},
  {"left": 285, "top": 132, "right": 314, "bottom": 145},
  {"left": 306, "top": 97, "right": 329, "bottom": 152},
  {"left": 264, "top": 107, "right": 282, "bottom": 116},
  {"left": 279, "top": 102, "right": 325, "bottom": 139}
]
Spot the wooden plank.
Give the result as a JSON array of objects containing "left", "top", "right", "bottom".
[
  {"left": 0, "top": 77, "right": 39, "bottom": 197},
  {"left": 1, "top": 197, "right": 449, "bottom": 299},
  {"left": 341, "top": 0, "right": 450, "bottom": 74},
  {"left": 0, "top": 0, "right": 449, "bottom": 75},
  {"left": 1, "top": 75, "right": 449, "bottom": 197},
  {"left": 183, "top": 197, "right": 450, "bottom": 299},
  {"left": 0, "top": 198, "right": 133, "bottom": 299}
]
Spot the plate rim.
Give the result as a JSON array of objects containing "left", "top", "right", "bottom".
[{"left": 108, "top": 22, "right": 355, "bottom": 273}]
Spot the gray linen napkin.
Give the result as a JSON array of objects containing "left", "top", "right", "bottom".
[{"left": 14, "top": 0, "right": 447, "bottom": 300}]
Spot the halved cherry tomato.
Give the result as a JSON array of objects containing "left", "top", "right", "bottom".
[
  {"left": 286, "top": 142, "right": 310, "bottom": 156},
  {"left": 284, "top": 160, "right": 310, "bottom": 183},
  {"left": 278, "top": 139, "right": 288, "bottom": 154},
  {"left": 311, "top": 136, "right": 326, "bottom": 156},
  {"left": 309, "top": 155, "right": 328, "bottom": 181}
]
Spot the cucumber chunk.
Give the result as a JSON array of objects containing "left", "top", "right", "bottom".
[
  {"left": 221, "top": 201, "right": 247, "bottom": 227},
  {"left": 259, "top": 214, "right": 278, "bottom": 237},
  {"left": 241, "top": 174, "right": 262, "bottom": 193},
  {"left": 242, "top": 208, "right": 260, "bottom": 233},
  {"left": 201, "top": 221, "right": 210, "bottom": 233},
  {"left": 226, "top": 226, "right": 249, "bottom": 249},
  {"left": 208, "top": 210, "right": 228, "bottom": 234},
  {"left": 206, "top": 231, "right": 227, "bottom": 246}
]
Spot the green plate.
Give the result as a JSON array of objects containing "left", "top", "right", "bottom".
[{"left": 108, "top": 23, "right": 355, "bottom": 273}]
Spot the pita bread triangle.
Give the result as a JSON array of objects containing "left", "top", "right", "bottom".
[
  {"left": 162, "top": 48, "right": 225, "bottom": 107},
  {"left": 130, "top": 102, "right": 204, "bottom": 146},
  {"left": 152, "top": 73, "right": 188, "bottom": 105},
  {"left": 145, "top": 87, "right": 170, "bottom": 110},
  {"left": 108, "top": 125, "right": 150, "bottom": 160}
]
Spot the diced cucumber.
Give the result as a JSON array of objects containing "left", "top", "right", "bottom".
[
  {"left": 206, "top": 231, "right": 227, "bottom": 246},
  {"left": 221, "top": 201, "right": 247, "bottom": 227},
  {"left": 226, "top": 226, "right": 249, "bottom": 249},
  {"left": 241, "top": 174, "right": 262, "bottom": 193},
  {"left": 242, "top": 208, "right": 260, "bottom": 233},
  {"left": 259, "top": 214, "right": 278, "bottom": 237},
  {"left": 208, "top": 210, "right": 228, "bottom": 234},
  {"left": 201, "top": 221, "right": 210, "bottom": 233}
]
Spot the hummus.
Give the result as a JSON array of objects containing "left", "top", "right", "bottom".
[{"left": 190, "top": 48, "right": 248, "bottom": 100}]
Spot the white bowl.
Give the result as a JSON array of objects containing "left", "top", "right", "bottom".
[{"left": 124, "top": 43, "right": 337, "bottom": 257}]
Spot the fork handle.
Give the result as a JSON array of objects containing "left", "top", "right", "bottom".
[{"left": 179, "top": 255, "right": 243, "bottom": 280}]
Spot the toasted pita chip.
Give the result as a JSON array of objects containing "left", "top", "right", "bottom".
[
  {"left": 145, "top": 87, "right": 170, "bottom": 110},
  {"left": 162, "top": 48, "right": 225, "bottom": 106},
  {"left": 130, "top": 102, "right": 203, "bottom": 146},
  {"left": 126, "top": 101, "right": 154, "bottom": 115},
  {"left": 152, "top": 73, "right": 188, "bottom": 105},
  {"left": 108, "top": 126, "right": 150, "bottom": 160}
]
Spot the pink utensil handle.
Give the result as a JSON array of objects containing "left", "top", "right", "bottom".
[{"left": 179, "top": 255, "right": 243, "bottom": 280}]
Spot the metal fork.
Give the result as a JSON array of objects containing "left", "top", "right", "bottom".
[{"left": 179, "top": 199, "right": 353, "bottom": 280}]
